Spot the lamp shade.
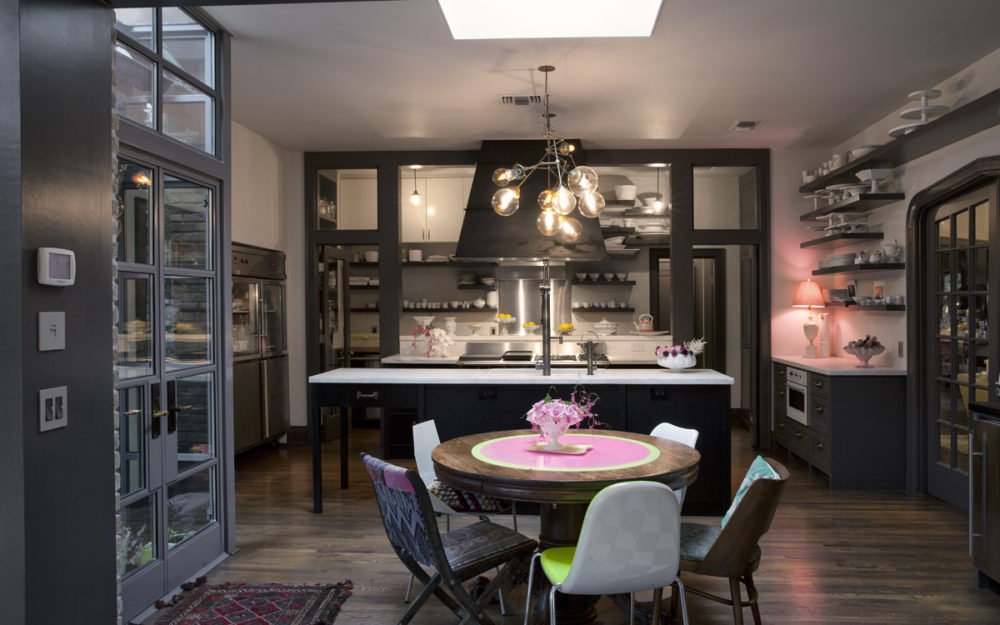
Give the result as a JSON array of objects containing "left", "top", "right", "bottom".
[{"left": 792, "top": 280, "right": 825, "bottom": 309}]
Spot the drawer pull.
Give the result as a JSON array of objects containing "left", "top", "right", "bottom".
[
  {"left": 777, "top": 389, "right": 785, "bottom": 397},
  {"left": 356, "top": 390, "right": 379, "bottom": 400},
  {"left": 813, "top": 380, "right": 825, "bottom": 389},
  {"left": 794, "top": 431, "right": 803, "bottom": 440},
  {"left": 777, "top": 421, "right": 785, "bottom": 430},
  {"left": 815, "top": 405, "right": 825, "bottom": 414},
  {"left": 815, "top": 441, "right": 825, "bottom": 450}
]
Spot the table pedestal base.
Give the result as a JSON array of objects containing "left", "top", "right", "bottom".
[{"left": 526, "top": 502, "right": 599, "bottom": 625}]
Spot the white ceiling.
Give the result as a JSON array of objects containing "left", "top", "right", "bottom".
[{"left": 206, "top": 0, "right": 1000, "bottom": 152}]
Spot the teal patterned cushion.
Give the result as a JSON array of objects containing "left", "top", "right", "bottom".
[
  {"left": 679, "top": 522, "right": 722, "bottom": 562},
  {"left": 721, "top": 456, "right": 778, "bottom": 527}
]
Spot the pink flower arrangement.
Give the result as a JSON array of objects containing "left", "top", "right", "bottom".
[
  {"left": 525, "top": 388, "right": 601, "bottom": 437},
  {"left": 655, "top": 337, "right": 707, "bottom": 358}
]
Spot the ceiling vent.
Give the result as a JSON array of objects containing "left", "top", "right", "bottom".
[
  {"left": 731, "top": 120, "right": 761, "bottom": 131},
  {"left": 498, "top": 94, "right": 543, "bottom": 106}
]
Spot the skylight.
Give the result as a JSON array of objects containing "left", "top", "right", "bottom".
[{"left": 437, "top": 0, "right": 663, "bottom": 40}]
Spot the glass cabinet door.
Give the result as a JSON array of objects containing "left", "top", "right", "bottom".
[
  {"left": 261, "top": 281, "right": 286, "bottom": 355},
  {"left": 232, "top": 278, "right": 259, "bottom": 358}
]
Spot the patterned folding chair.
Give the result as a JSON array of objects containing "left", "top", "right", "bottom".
[{"left": 362, "top": 453, "right": 538, "bottom": 625}]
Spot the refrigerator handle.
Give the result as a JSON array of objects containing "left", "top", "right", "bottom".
[{"left": 262, "top": 360, "right": 270, "bottom": 438}]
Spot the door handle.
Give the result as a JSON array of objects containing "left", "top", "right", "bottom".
[
  {"left": 152, "top": 410, "right": 168, "bottom": 439},
  {"left": 167, "top": 405, "right": 192, "bottom": 435},
  {"left": 815, "top": 405, "right": 825, "bottom": 414}
]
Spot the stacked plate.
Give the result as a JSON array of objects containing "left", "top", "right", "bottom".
[
  {"left": 889, "top": 89, "right": 949, "bottom": 138},
  {"left": 817, "top": 253, "right": 856, "bottom": 269}
]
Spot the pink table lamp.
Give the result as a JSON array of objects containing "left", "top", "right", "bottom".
[{"left": 793, "top": 279, "right": 825, "bottom": 357}]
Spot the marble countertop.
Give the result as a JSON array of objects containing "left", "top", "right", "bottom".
[
  {"left": 381, "top": 354, "right": 659, "bottom": 366},
  {"left": 310, "top": 367, "right": 734, "bottom": 385},
  {"left": 773, "top": 355, "right": 907, "bottom": 376}
]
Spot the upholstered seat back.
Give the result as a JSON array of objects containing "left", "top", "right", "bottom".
[
  {"left": 561, "top": 481, "right": 682, "bottom": 596},
  {"left": 363, "top": 453, "right": 438, "bottom": 569}
]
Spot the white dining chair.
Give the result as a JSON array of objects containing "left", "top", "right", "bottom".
[{"left": 650, "top": 422, "right": 700, "bottom": 508}]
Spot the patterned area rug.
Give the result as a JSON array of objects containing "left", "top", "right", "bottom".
[{"left": 149, "top": 581, "right": 352, "bottom": 625}]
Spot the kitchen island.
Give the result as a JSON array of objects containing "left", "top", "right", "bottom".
[{"left": 309, "top": 366, "right": 733, "bottom": 514}]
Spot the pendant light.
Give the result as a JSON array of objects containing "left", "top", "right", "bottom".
[
  {"left": 651, "top": 163, "right": 665, "bottom": 212},
  {"left": 409, "top": 167, "right": 421, "bottom": 206},
  {"left": 490, "top": 65, "right": 605, "bottom": 242}
]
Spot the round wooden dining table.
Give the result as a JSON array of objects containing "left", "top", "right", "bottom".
[{"left": 432, "top": 429, "right": 700, "bottom": 625}]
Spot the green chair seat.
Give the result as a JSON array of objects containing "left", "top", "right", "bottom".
[{"left": 539, "top": 547, "right": 575, "bottom": 585}]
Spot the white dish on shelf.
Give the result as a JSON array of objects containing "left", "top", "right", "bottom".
[
  {"left": 856, "top": 168, "right": 891, "bottom": 193},
  {"left": 889, "top": 121, "right": 926, "bottom": 138},
  {"left": 908, "top": 88, "right": 942, "bottom": 100},
  {"left": 604, "top": 244, "right": 627, "bottom": 250},
  {"left": 900, "top": 104, "right": 950, "bottom": 120},
  {"left": 628, "top": 330, "right": 670, "bottom": 336},
  {"left": 847, "top": 145, "right": 881, "bottom": 161}
]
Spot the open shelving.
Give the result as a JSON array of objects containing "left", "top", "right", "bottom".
[
  {"left": 799, "top": 193, "right": 905, "bottom": 221},
  {"left": 798, "top": 89, "right": 1000, "bottom": 193},
  {"left": 800, "top": 232, "right": 885, "bottom": 248},
  {"left": 825, "top": 301, "right": 906, "bottom": 311},
  {"left": 811, "top": 262, "right": 904, "bottom": 276}
]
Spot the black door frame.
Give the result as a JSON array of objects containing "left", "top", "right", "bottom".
[{"left": 906, "top": 156, "right": 1000, "bottom": 498}]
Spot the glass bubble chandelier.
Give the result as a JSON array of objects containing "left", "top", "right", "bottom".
[{"left": 490, "top": 65, "right": 605, "bottom": 243}]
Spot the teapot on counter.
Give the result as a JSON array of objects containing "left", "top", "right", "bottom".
[{"left": 634, "top": 313, "right": 655, "bottom": 332}]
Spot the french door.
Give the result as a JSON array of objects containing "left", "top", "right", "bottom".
[
  {"left": 116, "top": 155, "right": 225, "bottom": 620},
  {"left": 926, "top": 183, "right": 997, "bottom": 508}
]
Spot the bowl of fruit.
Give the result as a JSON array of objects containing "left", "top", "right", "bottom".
[
  {"left": 843, "top": 335, "right": 885, "bottom": 368},
  {"left": 523, "top": 321, "right": 540, "bottom": 334},
  {"left": 557, "top": 323, "right": 574, "bottom": 336}
]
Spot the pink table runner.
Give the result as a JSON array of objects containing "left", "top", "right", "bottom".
[{"left": 471, "top": 433, "right": 660, "bottom": 472}]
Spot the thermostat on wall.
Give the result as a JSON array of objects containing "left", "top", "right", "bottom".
[{"left": 37, "top": 247, "right": 76, "bottom": 286}]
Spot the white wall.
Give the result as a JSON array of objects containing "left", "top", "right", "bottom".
[
  {"left": 231, "top": 122, "right": 308, "bottom": 428},
  {"left": 771, "top": 47, "right": 1000, "bottom": 367}
]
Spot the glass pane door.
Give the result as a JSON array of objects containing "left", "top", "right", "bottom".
[
  {"left": 261, "top": 281, "right": 286, "bottom": 355},
  {"left": 118, "top": 160, "right": 224, "bottom": 620},
  {"left": 927, "top": 185, "right": 993, "bottom": 508},
  {"left": 232, "top": 278, "right": 259, "bottom": 358}
]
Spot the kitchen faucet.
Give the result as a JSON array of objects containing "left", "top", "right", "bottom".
[{"left": 581, "top": 330, "right": 599, "bottom": 375}]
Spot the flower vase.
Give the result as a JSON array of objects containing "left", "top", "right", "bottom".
[
  {"left": 443, "top": 316, "right": 457, "bottom": 336},
  {"left": 657, "top": 353, "right": 697, "bottom": 372},
  {"left": 543, "top": 431, "right": 565, "bottom": 451}
]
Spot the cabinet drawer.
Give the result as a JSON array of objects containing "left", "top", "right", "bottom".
[
  {"left": 808, "top": 373, "right": 830, "bottom": 398},
  {"left": 775, "top": 414, "right": 807, "bottom": 457},
  {"left": 808, "top": 433, "right": 830, "bottom": 474},
  {"left": 774, "top": 383, "right": 787, "bottom": 414},
  {"left": 774, "top": 362, "right": 787, "bottom": 381},
  {"left": 810, "top": 394, "right": 829, "bottom": 435}
]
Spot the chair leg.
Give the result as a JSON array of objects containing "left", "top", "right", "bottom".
[
  {"left": 523, "top": 553, "right": 540, "bottom": 625},
  {"left": 651, "top": 587, "right": 663, "bottom": 625},
  {"left": 628, "top": 591, "right": 635, "bottom": 625},
  {"left": 495, "top": 566, "right": 506, "bottom": 616},
  {"left": 674, "top": 578, "right": 689, "bottom": 625},
  {"left": 743, "top": 573, "right": 762, "bottom": 625},
  {"left": 404, "top": 573, "right": 414, "bottom": 602},
  {"left": 549, "top": 584, "right": 559, "bottom": 625},
  {"left": 728, "top": 577, "right": 745, "bottom": 625},
  {"left": 512, "top": 503, "right": 518, "bottom": 532}
]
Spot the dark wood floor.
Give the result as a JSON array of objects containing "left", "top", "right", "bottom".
[{"left": 175, "top": 424, "right": 1000, "bottom": 624}]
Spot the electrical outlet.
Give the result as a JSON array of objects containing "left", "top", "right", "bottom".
[
  {"left": 39, "top": 386, "right": 68, "bottom": 432},
  {"left": 897, "top": 340, "right": 904, "bottom": 358}
]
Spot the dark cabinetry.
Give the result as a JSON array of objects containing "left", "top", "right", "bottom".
[{"left": 773, "top": 361, "right": 905, "bottom": 489}]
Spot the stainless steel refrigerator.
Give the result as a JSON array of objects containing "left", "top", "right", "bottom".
[{"left": 232, "top": 243, "right": 289, "bottom": 453}]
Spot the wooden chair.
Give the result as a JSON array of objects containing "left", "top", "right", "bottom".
[
  {"left": 676, "top": 457, "right": 789, "bottom": 625},
  {"left": 361, "top": 453, "right": 537, "bottom": 625},
  {"left": 407, "top": 420, "right": 518, "bottom": 612}
]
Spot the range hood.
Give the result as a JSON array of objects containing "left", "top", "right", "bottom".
[{"left": 455, "top": 140, "right": 608, "bottom": 262}]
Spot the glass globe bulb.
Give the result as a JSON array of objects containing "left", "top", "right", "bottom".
[
  {"left": 409, "top": 190, "right": 421, "bottom": 206},
  {"left": 577, "top": 190, "right": 605, "bottom": 218},
  {"left": 567, "top": 166, "right": 599, "bottom": 196},
  {"left": 559, "top": 216, "right": 582, "bottom": 243},
  {"left": 553, "top": 186, "right": 577, "bottom": 216},
  {"left": 537, "top": 188, "right": 556, "bottom": 212},
  {"left": 492, "top": 187, "right": 519, "bottom": 216},
  {"left": 537, "top": 210, "right": 562, "bottom": 236},
  {"left": 653, "top": 198, "right": 664, "bottom": 212},
  {"left": 492, "top": 168, "right": 513, "bottom": 186}
]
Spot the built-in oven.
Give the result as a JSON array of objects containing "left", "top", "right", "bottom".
[{"left": 786, "top": 367, "right": 809, "bottom": 426}]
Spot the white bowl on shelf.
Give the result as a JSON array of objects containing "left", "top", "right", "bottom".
[
  {"left": 413, "top": 315, "right": 434, "bottom": 328},
  {"left": 847, "top": 145, "right": 881, "bottom": 161},
  {"left": 614, "top": 184, "right": 637, "bottom": 201}
]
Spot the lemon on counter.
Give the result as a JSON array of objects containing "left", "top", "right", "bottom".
[
  {"left": 523, "top": 322, "right": 536, "bottom": 327},
  {"left": 557, "top": 323, "right": 574, "bottom": 331}
]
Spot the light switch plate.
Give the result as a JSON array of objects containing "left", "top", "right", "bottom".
[
  {"left": 39, "top": 386, "right": 68, "bottom": 432},
  {"left": 38, "top": 311, "right": 65, "bottom": 351}
]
